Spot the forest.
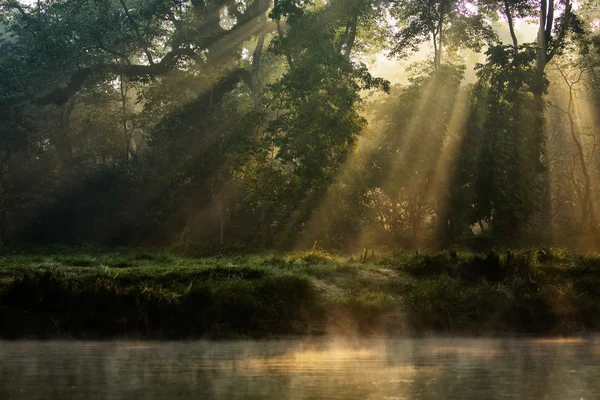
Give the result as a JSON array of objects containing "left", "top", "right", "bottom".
[
  {"left": 4, "top": 0, "right": 600, "bottom": 339},
  {"left": 1, "top": 0, "right": 600, "bottom": 254}
]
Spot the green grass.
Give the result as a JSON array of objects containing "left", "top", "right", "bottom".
[{"left": 1, "top": 246, "right": 599, "bottom": 338}]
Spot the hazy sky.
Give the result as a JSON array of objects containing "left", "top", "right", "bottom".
[
  {"left": 11, "top": 0, "right": 540, "bottom": 85},
  {"left": 367, "top": 18, "right": 539, "bottom": 84}
]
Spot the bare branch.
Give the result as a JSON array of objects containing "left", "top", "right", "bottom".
[
  {"left": 503, "top": 0, "right": 518, "bottom": 52},
  {"left": 117, "top": 0, "right": 155, "bottom": 65},
  {"left": 344, "top": 12, "right": 358, "bottom": 60},
  {"left": 34, "top": 47, "right": 196, "bottom": 105},
  {"left": 95, "top": 39, "right": 131, "bottom": 65},
  {"left": 276, "top": 20, "right": 294, "bottom": 69},
  {"left": 547, "top": 1, "right": 572, "bottom": 62},
  {"left": 545, "top": 0, "right": 555, "bottom": 44},
  {"left": 32, "top": 0, "right": 275, "bottom": 105}
]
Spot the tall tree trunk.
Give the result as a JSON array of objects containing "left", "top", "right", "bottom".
[
  {"left": 179, "top": 197, "right": 197, "bottom": 244},
  {"left": 250, "top": 12, "right": 271, "bottom": 250},
  {"left": 120, "top": 75, "right": 130, "bottom": 161},
  {"left": 556, "top": 66, "right": 598, "bottom": 232},
  {"left": 53, "top": 95, "right": 76, "bottom": 167},
  {"left": 251, "top": 33, "right": 265, "bottom": 106},
  {"left": 532, "top": 0, "right": 571, "bottom": 239},
  {"left": 568, "top": 109, "right": 595, "bottom": 232},
  {"left": 503, "top": 0, "right": 519, "bottom": 54},
  {"left": 276, "top": 20, "right": 294, "bottom": 69},
  {"left": 220, "top": 216, "right": 225, "bottom": 247},
  {"left": 343, "top": 12, "right": 358, "bottom": 60},
  {"left": 260, "top": 202, "right": 271, "bottom": 250},
  {"left": 211, "top": 184, "right": 227, "bottom": 247},
  {"left": 408, "top": 197, "right": 419, "bottom": 247},
  {"left": 533, "top": 0, "right": 552, "bottom": 237},
  {"left": 0, "top": 169, "right": 5, "bottom": 247},
  {"left": 117, "top": 0, "right": 154, "bottom": 65},
  {"left": 437, "top": 13, "right": 444, "bottom": 69},
  {"left": 432, "top": 32, "right": 438, "bottom": 70},
  {"left": 179, "top": 210, "right": 193, "bottom": 244}
]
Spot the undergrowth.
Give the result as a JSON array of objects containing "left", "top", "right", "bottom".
[{"left": 0, "top": 246, "right": 599, "bottom": 338}]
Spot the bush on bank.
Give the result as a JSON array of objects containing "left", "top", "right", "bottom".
[{"left": 0, "top": 247, "right": 599, "bottom": 338}]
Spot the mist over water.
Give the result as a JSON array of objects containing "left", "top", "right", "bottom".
[{"left": 0, "top": 337, "right": 599, "bottom": 399}]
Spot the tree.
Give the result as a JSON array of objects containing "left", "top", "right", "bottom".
[
  {"left": 452, "top": 44, "right": 543, "bottom": 242},
  {"left": 389, "top": 0, "right": 497, "bottom": 69},
  {"left": 224, "top": 0, "right": 389, "bottom": 248},
  {"left": 363, "top": 64, "right": 467, "bottom": 247}
]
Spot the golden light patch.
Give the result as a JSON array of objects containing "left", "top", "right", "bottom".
[{"left": 530, "top": 337, "right": 586, "bottom": 345}]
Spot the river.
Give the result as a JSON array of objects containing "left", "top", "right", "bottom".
[{"left": 0, "top": 337, "right": 599, "bottom": 399}]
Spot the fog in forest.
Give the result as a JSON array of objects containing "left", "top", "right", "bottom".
[{"left": 2, "top": 0, "right": 600, "bottom": 254}]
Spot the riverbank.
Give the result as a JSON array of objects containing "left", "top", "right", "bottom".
[{"left": 1, "top": 247, "right": 599, "bottom": 338}]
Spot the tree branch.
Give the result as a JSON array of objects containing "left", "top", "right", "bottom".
[
  {"left": 117, "top": 0, "right": 155, "bottom": 65},
  {"left": 344, "top": 12, "right": 358, "bottom": 60},
  {"left": 34, "top": 47, "right": 197, "bottom": 105},
  {"left": 547, "top": 1, "right": 572, "bottom": 63},
  {"left": 95, "top": 38, "right": 131, "bottom": 64},
  {"left": 251, "top": 33, "right": 266, "bottom": 106},
  {"left": 545, "top": 0, "right": 555, "bottom": 44},
  {"left": 503, "top": 0, "right": 518, "bottom": 52},
  {"left": 34, "top": 0, "right": 274, "bottom": 106},
  {"left": 276, "top": 20, "right": 295, "bottom": 69},
  {"left": 538, "top": 0, "right": 547, "bottom": 52},
  {"left": 337, "top": 21, "right": 351, "bottom": 53}
]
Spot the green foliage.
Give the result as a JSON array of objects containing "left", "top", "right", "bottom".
[
  {"left": 389, "top": 0, "right": 497, "bottom": 65},
  {"left": 453, "top": 44, "right": 546, "bottom": 241},
  {"left": 1, "top": 247, "right": 599, "bottom": 337},
  {"left": 223, "top": 0, "right": 389, "bottom": 246},
  {"left": 362, "top": 64, "right": 467, "bottom": 247},
  {"left": 0, "top": 0, "right": 593, "bottom": 253}
]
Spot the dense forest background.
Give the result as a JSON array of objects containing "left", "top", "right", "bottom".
[{"left": 1, "top": 0, "right": 600, "bottom": 253}]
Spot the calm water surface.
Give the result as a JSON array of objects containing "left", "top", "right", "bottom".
[{"left": 0, "top": 337, "right": 599, "bottom": 399}]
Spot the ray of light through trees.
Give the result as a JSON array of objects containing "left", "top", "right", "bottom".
[{"left": 1, "top": 0, "right": 600, "bottom": 253}]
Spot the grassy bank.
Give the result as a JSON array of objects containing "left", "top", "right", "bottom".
[{"left": 1, "top": 247, "right": 600, "bottom": 338}]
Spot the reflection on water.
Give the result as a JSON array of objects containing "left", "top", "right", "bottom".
[{"left": 0, "top": 337, "right": 599, "bottom": 399}]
